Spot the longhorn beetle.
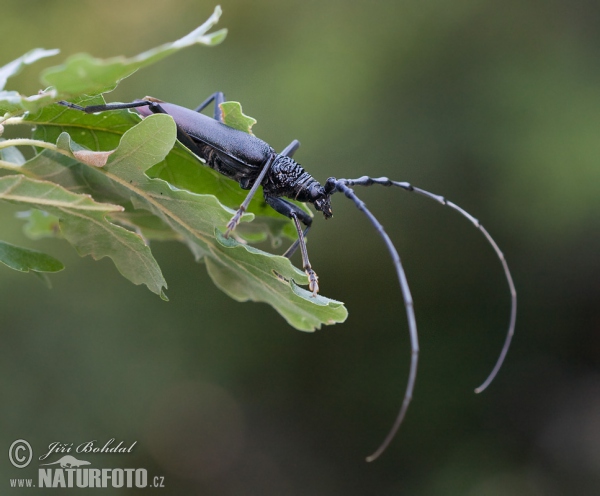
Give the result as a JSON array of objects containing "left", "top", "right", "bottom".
[{"left": 58, "top": 92, "right": 517, "bottom": 462}]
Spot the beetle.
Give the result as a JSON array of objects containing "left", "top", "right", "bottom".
[{"left": 57, "top": 93, "right": 517, "bottom": 461}]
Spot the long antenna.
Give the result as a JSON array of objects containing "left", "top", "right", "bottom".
[
  {"left": 329, "top": 178, "right": 419, "bottom": 462},
  {"left": 340, "top": 176, "right": 517, "bottom": 393}
]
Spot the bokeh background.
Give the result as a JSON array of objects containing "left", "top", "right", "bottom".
[{"left": 1, "top": 0, "right": 598, "bottom": 494}]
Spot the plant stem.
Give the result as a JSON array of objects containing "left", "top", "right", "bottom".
[
  {"left": 0, "top": 138, "right": 61, "bottom": 153},
  {"left": 0, "top": 116, "right": 25, "bottom": 126}
]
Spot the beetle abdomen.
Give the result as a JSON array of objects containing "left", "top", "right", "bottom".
[{"left": 141, "top": 102, "right": 273, "bottom": 167}]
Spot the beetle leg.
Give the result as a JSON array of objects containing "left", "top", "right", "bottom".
[
  {"left": 226, "top": 140, "right": 306, "bottom": 253},
  {"left": 282, "top": 225, "right": 310, "bottom": 259},
  {"left": 264, "top": 195, "right": 318, "bottom": 296},
  {"left": 224, "top": 154, "right": 276, "bottom": 238},
  {"left": 280, "top": 139, "right": 301, "bottom": 159},
  {"left": 193, "top": 92, "right": 226, "bottom": 121},
  {"left": 277, "top": 139, "right": 308, "bottom": 256},
  {"left": 57, "top": 100, "right": 155, "bottom": 113},
  {"left": 274, "top": 139, "right": 306, "bottom": 258}
]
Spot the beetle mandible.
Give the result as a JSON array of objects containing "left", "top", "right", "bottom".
[{"left": 58, "top": 92, "right": 517, "bottom": 462}]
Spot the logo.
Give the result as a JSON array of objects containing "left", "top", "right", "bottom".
[
  {"left": 8, "top": 438, "right": 166, "bottom": 490},
  {"left": 40, "top": 455, "right": 90, "bottom": 468}
]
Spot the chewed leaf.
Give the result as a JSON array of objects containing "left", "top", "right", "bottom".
[
  {"left": 220, "top": 102, "right": 257, "bottom": 134},
  {"left": 0, "top": 240, "right": 64, "bottom": 273},
  {"left": 41, "top": 6, "right": 226, "bottom": 97}
]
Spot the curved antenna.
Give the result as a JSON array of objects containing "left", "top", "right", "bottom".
[
  {"left": 328, "top": 178, "right": 419, "bottom": 463},
  {"left": 340, "top": 176, "right": 517, "bottom": 394}
]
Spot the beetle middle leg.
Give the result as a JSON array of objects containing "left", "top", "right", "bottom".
[
  {"left": 223, "top": 139, "right": 301, "bottom": 239},
  {"left": 193, "top": 91, "right": 225, "bottom": 121}
]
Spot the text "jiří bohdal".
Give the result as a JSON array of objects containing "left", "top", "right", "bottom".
[{"left": 39, "top": 439, "right": 137, "bottom": 461}]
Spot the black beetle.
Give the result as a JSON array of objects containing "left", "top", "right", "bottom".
[{"left": 58, "top": 92, "right": 517, "bottom": 461}]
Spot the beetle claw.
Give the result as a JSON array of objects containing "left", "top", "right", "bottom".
[
  {"left": 224, "top": 211, "right": 243, "bottom": 238},
  {"left": 307, "top": 269, "right": 319, "bottom": 297}
]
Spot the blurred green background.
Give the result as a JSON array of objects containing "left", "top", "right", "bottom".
[{"left": 1, "top": 0, "right": 598, "bottom": 494}]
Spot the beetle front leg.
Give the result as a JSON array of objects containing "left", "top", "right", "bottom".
[
  {"left": 224, "top": 154, "right": 276, "bottom": 238},
  {"left": 264, "top": 195, "right": 319, "bottom": 296}
]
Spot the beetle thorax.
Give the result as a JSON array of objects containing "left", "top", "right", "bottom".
[
  {"left": 264, "top": 155, "right": 332, "bottom": 218},
  {"left": 264, "top": 155, "right": 313, "bottom": 198}
]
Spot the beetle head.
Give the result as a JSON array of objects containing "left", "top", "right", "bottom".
[{"left": 310, "top": 184, "right": 333, "bottom": 219}]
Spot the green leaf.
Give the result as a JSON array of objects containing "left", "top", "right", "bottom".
[
  {"left": 208, "top": 231, "right": 347, "bottom": 331},
  {"left": 0, "top": 48, "right": 59, "bottom": 91},
  {"left": 220, "top": 101, "right": 257, "bottom": 134},
  {"left": 111, "top": 210, "right": 183, "bottom": 242},
  {"left": 0, "top": 174, "right": 167, "bottom": 297},
  {"left": 41, "top": 6, "right": 226, "bottom": 97},
  {"left": 0, "top": 7, "right": 224, "bottom": 116},
  {"left": 0, "top": 240, "right": 63, "bottom": 273},
  {"left": 0, "top": 7, "right": 346, "bottom": 329},
  {"left": 0, "top": 174, "right": 123, "bottom": 213},
  {"left": 27, "top": 94, "right": 141, "bottom": 150},
  {"left": 25, "top": 115, "right": 346, "bottom": 329}
]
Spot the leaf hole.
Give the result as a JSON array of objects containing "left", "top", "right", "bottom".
[{"left": 272, "top": 270, "right": 289, "bottom": 284}]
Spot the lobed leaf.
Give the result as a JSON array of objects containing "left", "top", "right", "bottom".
[
  {"left": 24, "top": 115, "right": 346, "bottom": 329},
  {"left": 0, "top": 174, "right": 167, "bottom": 297},
  {"left": 219, "top": 101, "right": 257, "bottom": 134},
  {"left": 207, "top": 232, "right": 347, "bottom": 331},
  {"left": 0, "top": 7, "right": 224, "bottom": 117},
  {"left": 0, "top": 6, "right": 346, "bottom": 329},
  {"left": 41, "top": 6, "right": 226, "bottom": 97}
]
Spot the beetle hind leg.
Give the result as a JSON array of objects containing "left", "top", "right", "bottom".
[{"left": 264, "top": 195, "right": 318, "bottom": 296}]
